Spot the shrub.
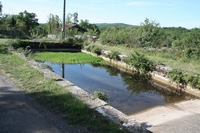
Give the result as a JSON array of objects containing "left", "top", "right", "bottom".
[
  {"left": 107, "top": 51, "right": 120, "bottom": 61},
  {"left": 85, "top": 45, "right": 95, "bottom": 52},
  {"left": 7, "top": 39, "right": 21, "bottom": 49},
  {"left": 167, "top": 69, "right": 200, "bottom": 90},
  {"left": 83, "top": 41, "right": 90, "bottom": 48},
  {"left": 125, "top": 52, "right": 154, "bottom": 74},
  {"left": 91, "top": 47, "right": 102, "bottom": 55},
  {"left": 167, "top": 69, "right": 185, "bottom": 84}
]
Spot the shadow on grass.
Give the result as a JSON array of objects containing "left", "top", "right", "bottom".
[{"left": 30, "top": 90, "right": 126, "bottom": 133}]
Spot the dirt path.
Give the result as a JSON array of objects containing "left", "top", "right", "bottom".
[
  {"left": 129, "top": 99, "right": 200, "bottom": 133},
  {"left": 0, "top": 75, "right": 92, "bottom": 133}
]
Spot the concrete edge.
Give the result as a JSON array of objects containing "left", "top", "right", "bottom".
[
  {"left": 25, "top": 59, "right": 146, "bottom": 133},
  {"left": 82, "top": 50, "right": 200, "bottom": 99}
]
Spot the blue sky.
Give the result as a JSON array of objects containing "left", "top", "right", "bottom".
[{"left": 2, "top": 0, "right": 200, "bottom": 29}]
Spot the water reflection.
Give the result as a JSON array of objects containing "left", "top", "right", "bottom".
[
  {"left": 39, "top": 62, "right": 186, "bottom": 115},
  {"left": 62, "top": 64, "right": 64, "bottom": 78}
]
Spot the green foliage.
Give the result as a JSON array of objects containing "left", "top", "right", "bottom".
[
  {"left": 0, "top": 11, "right": 39, "bottom": 37},
  {"left": 137, "top": 18, "right": 164, "bottom": 48},
  {"left": 91, "top": 47, "right": 102, "bottom": 55},
  {"left": 66, "top": 12, "right": 79, "bottom": 24},
  {"left": 100, "top": 26, "right": 138, "bottom": 46},
  {"left": 83, "top": 41, "right": 90, "bottom": 48},
  {"left": 167, "top": 69, "right": 184, "bottom": 84},
  {"left": 0, "top": 42, "right": 9, "bottom": 54},
  {"left": 125, "top": 52, "right": 154, "bottom": 74},
  {"left": 6, "top": 39, "right": 21, "bottom": 49},
  {"left": 17, "top": 46, "right": 33, "bottom": 57},
  {"left": 167, "top": 69, "right": 200, "bottom": 90},
  {"left": 107, "top": 51, "right": 120, "bottom": 61},
  {"left": 94, "top": 90, "right": 108, "bottom": 101},
  {"left": 79, "top": 19, "right": 100, "bottom": 36},
  {"left": 85, "top": 45, "right": 95, "bottom": 52},
  {"left": 30, "top": 24, "right": 48, "bottom": 37},
  {"left": 65, "top": 28, "right": 80, "bottom": 37},
  {"left": 47, "top": 14, "right": 61, "bottom": 34},
  {"left": 8, "top": 39, "right": 83, "bottom": 50},
  {"left": 33, "top": 52, "right": 106, "bottom": 65},
  {"left": 0, "top": 49, "right": 124, "bottom": 133},
  {"left": 15, "top": 10, "right": 39, "bottom": 34}
]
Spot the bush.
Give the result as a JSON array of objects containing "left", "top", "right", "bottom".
[
  {"left": 7, "top": 39, "right": 21, "bottom": 49},
  {"left": 167, "top": 69, "right": 185, "bottom": 84},
  {"left": 107, "top": 51, "right": 120, "bottom": 61},
  {"left": 85, "top": 45, "right": 95, "bottom": 52},
  {"left": 125, "top": 52, "right": 154, "bottom": 74},
  {"left": 167, "top": 69, "right": 200, "bottom": 90},
  {"left": 83, "top": 41, "right": 90, "bottom": 48},
  {"left": 91, "top": 47, "right": 102, "bottom": 55}
]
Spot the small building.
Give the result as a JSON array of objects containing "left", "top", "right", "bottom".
[{"left": 57, "top": 24, "right": 87, "bottom": 33}]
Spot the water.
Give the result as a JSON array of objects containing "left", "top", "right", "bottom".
[{"left": 39, "top": 62, "right": 186, "bottom": 115}]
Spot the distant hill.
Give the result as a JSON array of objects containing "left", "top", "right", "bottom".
[{"left": 94, "top": 23, "right": 138, "bottom": 28}]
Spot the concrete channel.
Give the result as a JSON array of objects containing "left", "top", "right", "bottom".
[
  {"left": 26, "top": 59, "right": 146, "bottom": 133},
  {"left": 17, "top": 49, "right": 200, "bottom": 133}
]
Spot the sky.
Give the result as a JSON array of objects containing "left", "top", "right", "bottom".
[{"left": 1, "top": 0, "right": 200, "bottom": 29}]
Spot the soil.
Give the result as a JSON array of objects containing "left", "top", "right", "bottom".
[{"left": 0, "top": 74, "right": 93, "bottom": 133}]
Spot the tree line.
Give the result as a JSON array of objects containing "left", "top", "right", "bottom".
[
  {"left": 1, "top": 10, "right": 200, "bottom": 60},
  {"left": 99, "top": 18, "right": 200, "bottom": 60},
  {"left": 0, "top": 11, "right": 99, "bottom": 39}
]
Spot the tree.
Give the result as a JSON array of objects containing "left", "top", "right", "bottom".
[
  {"left": 47, "top": 14, "right": 61, "bottom": 34},
  {"left": 79, "top": 19, "right": 100, "bottom": 36},
  {"left": 137, "top": 18, "right": 163, "bottom": 47},
  {"left": 66, "top": 12, "right": 79, "bottom": 24},
  {"left": 15, "top": 10, "right": 39, "bottom": 34},
  {"left": 0, "top": 14, "right": 16, "bottom": 29},
  {"left": 30, "top": 24, "right": 48, "bottom": 37}
]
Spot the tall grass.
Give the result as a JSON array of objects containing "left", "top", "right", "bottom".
[{"left": 90, "top": 42, "right": 200, "bottom": 75}]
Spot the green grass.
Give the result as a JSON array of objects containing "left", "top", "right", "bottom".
[
  {"left": 91, "top": 42, "right": 200, "bottom": 75},
  {"left": 0, "top": 43, "right": 125, "bottom": 133},
  {"left": 33, "top": 52, "right": 106, "bottom": 65}
]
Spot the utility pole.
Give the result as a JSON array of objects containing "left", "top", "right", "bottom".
[
  {"left": 0, "top": 1, "right": 3, "bottom": 17},
  {"left": 62, "top": 0, "right": 66, "bottom": 40}
]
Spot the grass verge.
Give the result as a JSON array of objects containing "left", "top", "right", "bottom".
[{"left": 0, "top": 43, "right": 125, "bottom": 133}]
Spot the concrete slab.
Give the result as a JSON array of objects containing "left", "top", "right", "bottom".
[{"left": 129, "top": 100, "right": 200, "bottom": 133}]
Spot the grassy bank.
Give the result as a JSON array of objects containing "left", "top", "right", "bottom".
[
  {"left": 89, "top": 42, "right": 200, "bottom": 75},
  {"left": 0, "top": 43, "right": 125, "bottom": 133}
]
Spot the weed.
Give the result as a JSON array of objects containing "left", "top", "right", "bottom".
[{"left": 94, "top": 90, "right": 108, "bottom": 101}]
